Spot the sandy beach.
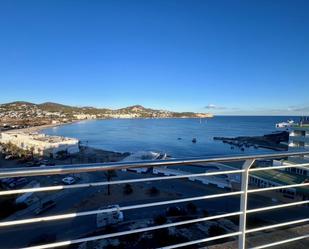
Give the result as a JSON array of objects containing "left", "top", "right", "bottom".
[
  {"left": 0, "top": 121, "right": 130, "bottom": 168},
  {"left": 2, "top": 121, "right": 78, "bottom": 134}
]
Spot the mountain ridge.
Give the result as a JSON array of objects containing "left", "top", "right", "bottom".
[
  {"left": 1, "top": 101, "right": 209, "bottom": 113},
  {"left": 0, "top": 101, "right": 212, "bottom": 123}
]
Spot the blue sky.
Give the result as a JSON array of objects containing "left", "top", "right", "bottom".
[{"left": 0, "top": 0, "right": 308, "bottom": 115}]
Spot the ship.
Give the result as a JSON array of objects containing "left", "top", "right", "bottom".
[{"left": 275, "top": 120, "right": 294, "bottom": 128}]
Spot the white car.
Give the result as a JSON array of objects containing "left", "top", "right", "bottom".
[
  {"left": 96, "top": 205, "right": 124, "bottom": 228},
  {"left": 5, "top": 155, "right": 13, "bottom": 160},
  {"left": 62, "top": 176, "right": 76, "bottom": 185}
]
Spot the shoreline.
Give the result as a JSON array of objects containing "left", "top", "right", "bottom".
[
  {"left": 1, "top": 120, "right": 79, "bottom": 134},
  {"left": 2, "top": 116, "right": 214, "bottom": 134},
  {"left": 1, "top": 117, "right": 287, "bottom": 166},
  {"left": 0, "top": 120, "right": 131, "bottom": 168}
]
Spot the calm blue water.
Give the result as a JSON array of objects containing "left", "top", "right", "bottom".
[{"left": 42, "top": 116, "right": 299, "bottom": 158}]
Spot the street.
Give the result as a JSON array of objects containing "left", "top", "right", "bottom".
[{"left": 0, "top": 170, "right": 308, "bottom": 248}]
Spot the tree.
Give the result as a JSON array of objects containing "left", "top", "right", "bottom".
[
  {"left": 0, "top": 196, "right": 27, "bottom": 219},
  {"left": 208, "top": 224, "right": 226, "bottom": 237},
  {"left": 154, "top": 215, "right": 167, "bottom": 225},
  {"left": 166, "top": 206, "right": 185, "bottom": 216},
  {"left": 56, "top": 150, "right": 68, "bottom": 159},
  {"left": 29, "top": 146, "right": 35, "bottom": 159},
  {"left": 123, "top": 183, "right": 133, "bottom": 195},
  {"left": 203, "top": 209, "right": 209, "bottom": 217},
  {"left": 104, "top": 170, "right": 117, "bottom": 195},
  {"left": 186, "top": 202, "right": 197, "bottom": 214},
  {"left": 147, "top": 186, "right": 160, "bottom": 196}
]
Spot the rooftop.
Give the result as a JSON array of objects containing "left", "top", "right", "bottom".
[
  {"left": 3, "top": 131, "right": 78, "bottom": 144},
  {"left": 252, "top": 169, "right": 309, "bottom": 195}
]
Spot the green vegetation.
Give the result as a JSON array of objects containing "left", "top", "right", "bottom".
[
  {"left": 147, "top": 186, "right": 160, "bottom": 196},
  {"left": 0, "top": 195, "right": 27, "bottom": 219},
  {"left": 1, "top": 142, "right": 34, "bottom": 159},
  {"left": 123, "top": 183, "right": 133, "bottom": 195},
  {"left": 104, "top": 170, "right": 117, "bottom": 195},
  {"left": 153, "top": 214, "right": 167, "bottom": 225},
  {"left": 166, "top": 206, "right": 186, "bottom": 216},
  {"left": 186, "top": 202, "right": 197, "bottom": 214},
  {"left": 0, "top": 101, "right": 212, "bottom": 119}
]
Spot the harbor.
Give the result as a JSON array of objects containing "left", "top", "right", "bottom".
[{"left": 213, "top": 131, "right": 289, "bottom": 151}]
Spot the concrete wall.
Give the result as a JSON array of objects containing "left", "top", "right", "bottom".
[{"left": 0, "top": 132, "right": 79, "bottom": 156}]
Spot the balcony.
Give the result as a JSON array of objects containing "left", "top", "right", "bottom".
[
  {"left": 289, "top": 137, "right": 309, "bottom": 147},
  {"left": 0, "top": 152, "right": 308, "bottom": 249},
  {"left": 290, "top": 131, "right": 306, "bottom": 137}
]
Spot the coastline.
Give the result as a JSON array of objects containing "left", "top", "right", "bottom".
[
  {"left": 1, "top": 121, "right": 78, "bottom": 134},
  {"left": 1, "top": 116, "right": 287, "bottom": 166},
  {"left": 2, "top": 116, "right": 214, "bottom": 134},
  {"left": 0, "top": 120, "right": 131, "bottom": 168}
]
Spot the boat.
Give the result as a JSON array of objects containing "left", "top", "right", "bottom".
[
  {"left": 122, "top": 151, "right": 167, "bottom": 173},
  {"left": 275, "top": 120, "right": 294, "bottom": 128}
]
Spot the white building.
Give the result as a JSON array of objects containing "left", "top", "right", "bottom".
[
  {"left": 153, "top": 162, "right": 235, "bottom": 189},
  {"left": 289, "top": 126, "right": 309, "bottom": 149},
  {"left": 286, "top": 117, "right": 309, "bottom": 176},
  {"left": 0, "top": 131, "right": 79, "bottom": 157},
  {"left": 101, "top": 113, "right": 139, "bottom": 119},
  {"left": 73, "top": 114, "right": 97, "bottom": 120}
]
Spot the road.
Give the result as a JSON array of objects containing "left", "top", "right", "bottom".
[{"left": 0, "top": 170, "right": 308, "bottom": 248}]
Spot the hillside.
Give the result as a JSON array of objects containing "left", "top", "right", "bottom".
[
  {"left": 38, "top": 102, "right": 77, "bottom": 112},
  {"left": 0, "top": 101, "right": 213, "bottom": 129}
]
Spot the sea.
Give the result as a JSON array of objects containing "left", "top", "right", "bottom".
[{"left": 41, "top": 116, "right": 302, "bottom": 159}]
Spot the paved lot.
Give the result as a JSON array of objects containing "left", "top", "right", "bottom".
[{"left": 0, "top": 170, "right": 308, "bottom": 248}]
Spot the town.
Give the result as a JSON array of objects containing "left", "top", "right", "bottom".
[{"left": 0, "top": 101, "right": 213, "bottom": 131}]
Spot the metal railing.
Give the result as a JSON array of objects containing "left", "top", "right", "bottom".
[{"left": 0, "top": 151, "right": 308, "bottom": 249}]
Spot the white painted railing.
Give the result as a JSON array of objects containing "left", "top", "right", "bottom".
[{"left": 0, "top": 151, "right": 308, "bottom": 249}]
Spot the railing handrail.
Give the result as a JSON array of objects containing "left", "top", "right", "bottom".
[
  {"left": 1, "top": 151, "right": 308, "bottom": 249},
  {"left": 1, "top": 151, "right": 309, "bottom": 178}
]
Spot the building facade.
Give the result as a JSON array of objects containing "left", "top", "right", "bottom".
[
  {"left": 0, "top": 131, "right": 79, "bottom": 157},
  {"left": 289, "top": 126, "right": 309, "bottom": 148},
  {"left": 289, "top": 118, "right": 309, "bottom": 149}
]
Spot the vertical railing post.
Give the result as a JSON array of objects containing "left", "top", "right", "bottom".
[{"left": 238, "top": 159, "right": 255, "bottom": 249}]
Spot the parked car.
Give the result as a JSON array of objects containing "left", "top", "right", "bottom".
[
  {"left": 25, "top": 161, "right": 42, "bottom": 167},
  {"left": 40, "top": 160, "right": 55, "bottom": 166},
  {"left": 34, "top": 200, "right": 56, "bottom": 215},
  {"left": 25, "top": 162, "right": 35, "bottom": 167},
  {"left": 1, "top": 178, "right": 15, "bottom": 185},
  {"left": 18, "top": 157, "right": 32, "bottom": 164},
  {"left": 5, "top": 155, "right": 13, "bottom": 160},
  {"left": 9, "top": 178, "right": 28, "bottom": 188},
  {"left": 33, "top": 161, "right": 43, "bottom": 166},
  {"left": 62, "top": 176, "right": 76, "bottom": 185}
]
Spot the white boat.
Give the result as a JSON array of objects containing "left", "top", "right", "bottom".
[
  {"left": 275, "top": 120, "right": 294, "bottom": 128},
  {"left": 122, "top": 151, "right": 167, "bottom": 173}
]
